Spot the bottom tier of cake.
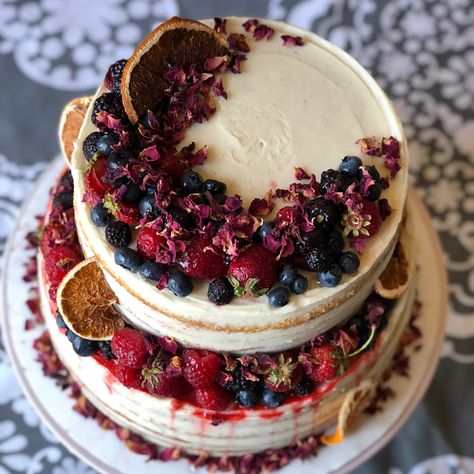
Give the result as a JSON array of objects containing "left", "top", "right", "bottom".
[{"left": 39, "top": 265, "right": 416, "bottom": 456}]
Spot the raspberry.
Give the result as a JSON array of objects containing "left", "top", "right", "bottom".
[
  {"left": 195, "top": 384, "right": 230, "bottom": 411},
  {"left": 104, "top": 59, "right": 127, "bottom": 94},
  {"left": 180, "top": 236, "right": 228, "bottom": 280},
  {"left": 115, "top": 202, "right": 140, "bottom": 225},
  {"left": 44, "top": 246, "right": 81, "bottom": 285},
  {"left": 182, "top": 349, "right": 221, "bottom": 389},
  {"left": 207, "top": 277, "right": 234, "bottom": 305},
  {"left": 41, "top": 222, "right": 73, "bottom": 257},
  {"left": 105, "top": 221, "right": 131, "bottom": 248},
  {"left": 137, "top": 227, "right": 166, "bottom": 260},
  {"left": 91, "top": 92, "right": 127, "bottom": 127},
  {"left": 147, "top": 372, "right": 190, "bottom": 398},
  {"left": 228, "top": 244, "right": 278, "bottom": 294},
  {"left": 111, "top": 328, "right": 149, "bottom": 369},
  {"left": 116, "top": 364, "right": 141, "bottom": 388}
]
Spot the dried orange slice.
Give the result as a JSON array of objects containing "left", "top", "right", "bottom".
[
  {"left": 59, "top": 96, "right": 92, "bottom": 164},
  {"left": 321, "top": 380, "right": 376, "bottom": 445},
  {"left": 57, "top": 258, "right": 124, "bottom": 340},
  {"left": 121, "top": 17, "right": 228, "bottom": 123},
  {"left": 375, "top": 238, "right": 412, "bottom": 300}
]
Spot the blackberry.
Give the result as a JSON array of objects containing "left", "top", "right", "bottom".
[
  {"left": 91, "top": 92, "right": 126, "bottom": 127},
  {"left": 105, "top": 221, "right": 131, "bottom": 248},
  {"left": 293, "top": 378, "right": 314, "bottom": 397},
  {"left": 366, "top": 182, "right": 382, "bottom": 201},
  {"left": 59, "top": 171, "right": 74, "bottom": 187},
  {"left": 105, "top": 59, "right": 127, "bottom": 94},
  {"left": 296, "top": 229, "right": 327, "bottom": 256},
  {"left": 226, "top": 366, "right": 261, "bottom": 393},
  {"left": 53, "top": 191, "right": 73, "bottom": 210},
  {"left": 208, "top": 277, "right": 234, "bottom": 305},
  {"left": 98, "top": 341, "right": 115, "bottom": 360},
  {"left": 306, "top": 197, "right": 341, "bottom": 231},
  {"left": 168, "top": 206, "right": 194, "bottom": 229},
  {"left": 304, "top": 246, "right": 336, "bottom": 273},
  {"left": 320, "top": 169, "right": 354, "bottom": 195},
  {"left": 82, "top": 132, "right": 102, "bottom": 161}
]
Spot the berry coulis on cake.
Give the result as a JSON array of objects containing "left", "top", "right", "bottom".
[{"left": 32, "top": 15, "right": 417, "bottom": 470}]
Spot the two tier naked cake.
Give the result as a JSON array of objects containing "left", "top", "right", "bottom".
[{"left": 37, "top": 16, "right": 414, "bottom": 465}]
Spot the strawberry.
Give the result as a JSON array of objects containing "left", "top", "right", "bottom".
[
  {"left": 84, "top": 156, "right": 111, "bottom": 197},
  {"left": 360, "top": 199, "right": 382, "bottom": 236},
  {"left": 228, "top": 244, "right": 278, "bottom": 295},
  {"left": 309, "top": 344, "right": 346, "bottom": 383},
  {"left": 180, "top": 236, "right": 228, "bottom": 280},
  {"left": 263, "top": 352, "right": 304, "bottom": 392},
  {"left": 115, "top": 363, "right": 141, "bottom": 388},
  {"left": 182, "top": 349, "right": 221, "bottom": 389},
  {"left": 195, "top": 384, "right": 230, "bottom": 411},
  {"left": 137, "top": 227, "right": 167, "bottom": 260},
  {"left": 44, "top": 246, "right": 81, "bottom": 286},
  {"left": 111, "top": 328, "right": 150, "bottom": 369}
]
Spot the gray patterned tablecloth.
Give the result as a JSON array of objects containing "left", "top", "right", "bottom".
[{"left": 1, "top": 1, "right": 473, "bottom": 473}]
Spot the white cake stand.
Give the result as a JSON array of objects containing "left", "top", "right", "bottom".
[{"left": 0, "top": 159, "right": 447, "bottom": 474}]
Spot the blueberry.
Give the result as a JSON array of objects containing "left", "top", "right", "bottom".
[
  {"left": 203, "top": 179, "right": 227, "bottom": 195},
  {"left": 90, "top": 203, "right": 112, "bottom": 227},
  {"left": 180, "top": 170, "right": 203, "bottom": 194},
  {"left": 236, "top": 389, "right": 259, "bottom": 408},
  {"left": 138, "top": 261, "right": 166, "bottom": 281},
  {"left": 293, "top": 378, "right": 314, "bottom": 397},
  {"left": 261, "top": 388, "right": 285, "bottom": 408},
  {"left": 53, "top": 191, "right": 73, "bottom": 210},
  {"left": 366, "top": 183, "right": 382, "bottom": 201},
  {"left": 66, "top": 329, "right": 77, "bottom": 343},
  {"left": 56, "top": 312, "right": 67, "bottom": 329},
  {"left": 123, "top": 183, "right": 144, "bottom": 204},
  {"left": 72, "top": 336, "right": 100, "bottom": 357},
  {"left": 278, "top": 263, "right": 298, "bottom": 285},
  {"left": 267, "top": 287, "right": 290, "bottom": 307},
  {"left": 167, "top": 269, "right": 193, "bottom": 297},
  {"left": 213, "top": 193, "right": 228, "bottom": 205},
  {"left": 107, "top": 153, "right": 128, "bottom": 170},
  {"left": 139, "top": 194, "right": 159, "bottom": 218},
  {"left": 339, "top": 155, "right": 362, "bottom": 176},
  {"left": 98, "top": 341, "right": 115, "bottom": 360},
  {"left": 291, "top": 274, "right": 308, "bottom": 294},
  {"left": 328, "top": 231, "right": 344, "bottom": 254},
  {"left": 168, "top": 206, "right": 193, "bottom": 229},
  {"left": 318, "top": 264, "right": 343, "bottom": 287},
  {"left": 256, "top": 221, "right": 275, "bottom": 242},
  {"left": 114, "top": 247, "right": 142, "bottom": 272},
  {"left": 96, "top": 132, "right": 119, "bottom": 155},
  {"left": 339, "top": 251, "right": 360, "bottom": 274}
]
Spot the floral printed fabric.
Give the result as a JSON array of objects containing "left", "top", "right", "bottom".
[{"left": 0, "top": 0, "right": 473, "bottom": 472}]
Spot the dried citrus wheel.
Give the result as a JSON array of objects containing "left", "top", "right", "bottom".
[
  {"left": 121, "top": 17, "right": 229, "bottom": 124},
  {"left": 57, "top": 258, "right": 124, "bottom": 340},
  {"left": 374, "top": 238, "right": 412, "bottom": 300},
  {"left": 59, "top": 96, "right": 92, "bottom": 164},
  {"left": 321, "top": 380, "right": 376, "bottom": 445}
]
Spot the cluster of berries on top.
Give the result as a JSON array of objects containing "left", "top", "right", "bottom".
[{"left": 81, "top": 19, "right": 401, "bottom": 308}]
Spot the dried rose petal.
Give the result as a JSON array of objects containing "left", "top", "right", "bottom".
[
  {"left": 242, "top": 18, "right": 259, "bottom": 33},
  {"left": 281, "top": 35, "right": 304, "bottom": 47},
  {"left": 356, "top": 136, "right": 381, "bottom": 156},
  {"left": 249, "top": 189, "right": 275, "bottom": 216},
  {"left": 294, "top": 167, "right": 310, "bottom": 180},
  {"left": 213, "top": 17, "right": 227, "bottom": 35},
  {"left": 254, "top": 24, "right": 275, "bottom": 41}
]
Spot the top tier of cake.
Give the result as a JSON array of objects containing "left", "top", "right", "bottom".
[{"left": 71, "top": 17, "right": 408, "bottom": 353}]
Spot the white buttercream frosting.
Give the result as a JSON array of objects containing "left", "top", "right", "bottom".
[{"left": 70, "top": 17, "right": 408, "bottom": 353}]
